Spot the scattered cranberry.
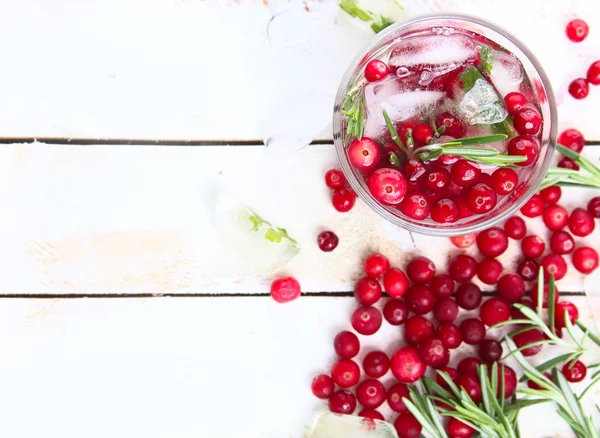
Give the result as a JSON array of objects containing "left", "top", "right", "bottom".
[
  {"left": 466, "top": 183, "right": 497, "bottom": 214},
  {"left": 562, "top": 360, "right": 587, "bottom": 382},
  {"left": 569, "top": 78, "right": 590, "bottom": 99},
  {"left": 573, "top": 246, "right": 599, "bottom": 274},
  {"left": 387, "top": 382, "right": 410, "bottom": 413},
  {"left": 404, "top": 315, "right": 435, "bottom": 346},
  {"left": 391, "top": 345, "right": 426, "bottom": 383},
  {"left": 405, "top": 284, "right": 436, "bottom": 315},
  {"left": 490, "top": 168, "right": 518, "bottom": 195},
  {"left": 417, "top": 337, "right": 449, "bottom": 368},
  {"left": 558, "top": 129, "right": 585, "bottom": 153},
  {"left": 555, "top": 301, "right": 579, "bottom": 328},
  {"left": 356, "top": 379, "right": 386, "bottom": 409},
  {"left": 457, "top": 374, "right": 482, "bottom": 404},
  {"left": 513, "top": 108, "right": 542, "bottom": 136},
  {"left": 437, "top": 322, "right": 462, "bottom": 349},
  {"left": 588, "top": 196, "right": 600, "bottom": 218},
  {"left": 543, "top": 205, "right": 568, "bottom": 231},
  {"left": 540, "top": 253, "right": 568, "bottom": 280},
  {"left": 479, "top": 338, "right": 503, "bottom": 363},
  {"left": 490, "top": 364, "right": 518, "bottom": 398},
  {"left": 477, "top": 227, "right": 509, "bottom": 257},
  {"left": 521, "top": 234, "right": 545, "bottom": 258},
  {"left": 540, "top": 185, "right": 562, "bottom": 204},
  {"left": 521, "top": 194, "right": 544, "bottom": 217},
  {"left": 457, "top": 357, "right": 483, "bottom": 378},
  {"left": 587, "top": 60, "right": 600, "bottom": 85},
  {"left": 447, "top": 417, "right": 475, "bottom": 438},
  {"left": 550, "top": 230, "right": 575, "bottom": 254},
  {"left": 399, "top": 192, "right": 431, "bottom": 219},
  {"left": 318, "top": 231, "right": 339, "bottom": 252},
  {"left": 364, "top": 253, "right": 390, "bottom": 278},
  {"left": 383, "top": 268, "right": 409, "bottom": 298},
  {"left": 504, "top": 216, "right": 527, "bottom": 239},
  {"left": 434, "top": 297, "right": 459, "bottom": 323},
  {"left": 369, "top": 168, "right": 407, "bottom": 205},
  {"left": 383, "top": 300, "right": 409, "bottom": 326},
  {"left": 497, "top": 274, "right": 526, "bottom": 303},
  {"left": 403, "top": 159, "right": 427, "bottom": 182},
  {"left": 450, "top": 233, "right": 477, "bottom": 248},
  {"left": 332, "top": 188, "right": 356, "bottom": 212},
  {"left": 558, "top": 157, "right": 580, "bottom": 170},
  {"left": 430, "top": 274, "right": 455, "bottom": 298},
  {"left": 431, "top": 198, "right": 459, "bottom": 223},
  {"left": 406, "top": 256, "right": 436, "bottom": 283},
  {"left": 364, "top": 59, "right": 390, "bottom": 82},
  {"left": 394, "top": 413, "right": 422, "bottom": 438},
  {"left": 324, "top": 169, "right": 346, "bottom": 189},
  {"left": 363, "top": 351, "right": 390, "bottom": 378},
  {"left": 517, "top": 259, "right": 539, "bottom": 282},
  {"left": 456, "top": 282, "right": 482, "bottom": 310},
  {"left": 435, "top": 112, "right": 466, "bottom": 138},
  {"left": 449, "top": 254, "right": 477, "bottom": 283},
  {"left": 413, "top": 123, "right": 434, "bottom": 146},
  {"left": 359, "top": 409, "right": 385, "bottom": 421},
  {"left": 311, "top": 374, "right": 334, "bottom": 399},
  {"left": 566, "top": 19, "right": 589, "bottom": 42},
  {"left": 513, "top": 328, "right": 545, "bottom": 356},
  {"left": 480, "top": 298, "right": 511, "bottom": 327},
  {"left": 568, "top": 208, "right": 596, "bottom": 236},
  {"left": 460, "top": 318, "right": 486, "bottom": 345},
  {"left": 329, "top": 390, "right": 356, "bottom": 414},
  {"left": 351, "top": 306, "right": 383, "bottom": 335},
  {"left": 511, "top": 298, "right": 535, "bottom": 320},
  {"left": 334, "top": 331, "right": 360, "bottom": 359},
  {"left": 451, "top": 160, "right": 481, "bottom": 186},
  {"left": 270, "top": 277, "right": 301, "bottom": 303},
  {"left": 477, "top": 258, "right": 503, "bottom": 285},
  {"left": 354, "top": 277, "right": 382, "bottom": 306},
  {"left": 331, "top": 358, "right": 360, "bottom": 388},
  {"left": 504, "top": 92, "right": 528, "bottom": 114},
  {"left": 527, "top": 373, "right": 551, "bottom": 390},
  {"left": 531, "top": 282, "right": 560, "bottom": 309}
]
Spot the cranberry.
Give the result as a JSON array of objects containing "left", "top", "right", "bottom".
[
  {"left": 431, "top": 198, "right": 459, "bottom": 223},
  {"left": 451, "top": 160, "right": 481, "bottom": 187},
  {"left": 318, "top": 231, "right": 339, "bottom": 252},
  {"left": 332, "top": 188, "right": 356, "bottom": 212},
  {"left": 394, "top": 413, "right": 422, "bottom": 438},
  {"left": 334, "top": 331, "right": 360, "bottom": 360},
  {"left": 587, "top": 60, "right": 600, "bottom": 85},
  {"left": 447, "top": 417, "right": 475, "bottom": 438},
  {"left": 558, "top": 157, "right": 580, "bottom": 170},
  {"left": 397, "top": 120, "right": 418, "bottom": 144},
  {"left": 517, "top": 259, "right": 539, "bottom": 282},
  {"left": 477, "top": 227, "right": 508, "bottom": 257},
  {"left": 513, "top": 107, "right": 542, "bottom": 135},
  {"left": 363, "top": 351, "right": 390, "bottom": 378},
  {"left": 383, "top": 268, "right": 409, "bottom": 298},
  {"left": 365, "top": 59, "right": 390, "bottom": 82},
  {"left": 543, "top": 205, "right": 568, "bottom": 231},
  {"left": 566, "top": 19, "right": 589, "bottom": 42},
  {"left": 457, "top": 357, "right": 483, "bottom": 377},
  {"left": 569, "top": 78, "right": 589, "bottom": 99},
  {"left": 540, "top": 253, "right": 567, "bottom": 280},
  {"left": 479, "top": 338, "right": 503, "bottom": 362},
  {"left": 562, "top": 360, "right": 587, "bottom": 382},
  {"left": 404, "top": 315, "right": 435, "bottom": 346},
  {"left": 439, "top": 154, "right": 459, "bottom": 166},
  {"left": 504, "top": 92, "right": 528, "bottom": 114},
  {"left": 588, "top": 196, "right": 600, "bottom": 217},
  {"left": 521, "top": 194, "right": 544, "bottom": 218},
  {"left": 356, "top": 379, "right": 386, "bottom": 409},
  {"left": 434, "top": 297, "right": 459, "bottom": 323},
  {"left": 331, "top": 358, "right": 360, "bottom": 388},
  {"left": 311, "top": 374, "right": 334, "bottom": 399},
  {"left": 390, "top": 345, "right": 426, "bottom": 383},
  {"left": 324, "top": 169, "right": 346, "bottom": 189},
  {"left": 511, "top": 298, "right": 535, "bottom": 320},
  {"left": 359, "top": 409, "right": 384, "bottom": 421},
  {"left": 413, "top": 123, "right": 434, "bottom": 146},
  {"left": 555, "top": 301, "right": 579, "bottom": 328},
  {"left": 457, "top": 374, "right": 482, "bottom": 404},
  {"left": 423, "top": 166, "right": 449, "bottom": 192},
  {"left": 430, "top": 274, "right": 455, "bottom": 298},
  {"left": 354, "top": 277, "right": 382, "bottom": 306},
  {"left": 364, "top": 253, "right": 390, "bottom": 278},
  {"left": 435, "top": 112, "right": 466, "bottom": 138},
  {"left": 329, "top": 390, "right": 356, "bottom": 414},
  {"left": 568, "top": 208, "right": 596, "bottom": 236},
  {"left": 437, "top": 322, "right": 462, "bottom": 349},
  {"left": 405, "top": 285, "right": 436, "bottom": 315},
  {"left": 497, "top": 274, "right": 526, "bottom": 303},
  {"left": 527, "top": 373, "right": 551, "bottom": 390},
  {"left": 507, "top": 135, "right": 539, "bottom": 166},
  {"left": 405, "top": 257, "right": 435, "bottom": 284},
  {"left": 399, "top": 192, "right": 431, "bottom": 220},
  {"left": 540, "top": 185, "right": 562, "bottom": 204},
  {"left": 573, "top": 246, "right": 599, "bottom": 274},
  {"left": 351, "top": 306, "right": 382, "bottom": 335},
  {"left": 369, "top": 168, "right": 407, "bottom": 205},
  {"left": 531, "top": 282, "right": 560, "bottom": 309},
  {"left": 417, "top": 337, "right": 449, "bottom": 368},
  {"left": 466, "top": 183, "right": 497, "bottom": 214},
  {"left": 387, "top": 383, "right": 410, "bottom": 413},
  {"left": 449, "top": 254, "right": 477, "bottom": 283},
  {"left": 558, "top": 129, "right": 585, "bottom": 153},
  {"left": 513, "top": 328, "right": 545, "bottom": 356},
  {"left": 521, "top": 235, "right": 545, "bottom": 258},
  {"left": 480, "top": 297, "right": 511, "bottom": 326},
  {"left": 490, "top": 168, "right": 518, "bottom": 195},
  {"left": 550, "top": 230, "right": 575, "bottom": 254},
  {"left": 456, "top": 283, "right": 482, "bottom": 310},
  {"left": 436, "top": 367, "right": 459, "bottom": 389},
  {"left": 403, "top": 159, "right": 427, "bottom": 182},
  {"left": 504, "top": 216, "right": 527, "bottom": 239},
  {"left": 382, "top": 300, "right": 407, "bottom": 327},
  {"left": 477, "top": 258, "right": 503, "bottom": 285},
  {"left": 490, "top": 364, "right": 518, "bottom": 398},
  {"left": 450, "top": 233, "right": 477, "bottom": 249},
  {"left": 270, "top": 277, "right": 301, "bottom": 303},
  {"left": 460, "top": 318, "right": 486, "bottom": 345}
]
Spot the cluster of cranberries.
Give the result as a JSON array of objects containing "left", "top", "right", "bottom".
[{"left": 564, "top": 19, "right": 600, "bottom": 100}]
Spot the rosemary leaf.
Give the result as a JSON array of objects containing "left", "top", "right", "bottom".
[{"left": 382, "top": 108, "right": 409, "bottom": 156}]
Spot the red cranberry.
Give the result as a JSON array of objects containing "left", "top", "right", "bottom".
[
  {"left": 390, "top": 346, "right": 426, "bottom": 383},
  {"left": 397, "top": 120, "right": 418, "bottom": 144},
  {"left": 437, "top": 322, "right": 462, "bottom": 349},
  {"left": 558, "top": 129, "right": 585, "bottom": 153},
  {"left": 566, "top": 19, "right": 589, "bottom": 42},
  {"left": 497, "top": 274, "right": 526, "bottom": 303},
  {"left": 434, "top": 297, "right": 459, "bottom": 323},
  {"left": 404, "top": 315, "right": 435, "bottom": 346},
  {"left": 562, "top": 360, "right": 587, "bottom": 382},
  {"left": 383, "top": 300, "right": 409, "bottom": 326},
  {"left": 311, "top": 374, "right": 334, "bottom": 399},
  {"left": 521, "top": 235, "right": 545, "bottom": 258},
  {"left": 521, "top": 194, "right": 544, "bottom": 217},
  {"left": 480, "top": 297, "right": 511, "bottom": 326},
  {"left": 383, "top": 268, "right": 409, "bottom": 298},
  {"left": 550, "top": 230, "right": 575, "bottom": 254},
  {"left": 417, "top": 337, "right": 449, "bottom": 368},
  {"left": 354, "top": 277, "right": 382, "bottom": 306},
  {"left": 399, "top": 192, "right": 431, "bottom": 219},
  {"left": 513, "top": 107, "right": 542, "bottom": 135},
  {"left": 369, "top": 168, "right": 407, "bottom": 205},
  {"left": 490, "top": 364, "right": 518, "bottom": 398},
  {"left": 439, "top": 154, "right": 459, "bottom": 166},
  {"left": 517, "top": 259, "right": 539, "bottom": 282},
  {"left": 513, "top": 328, "right": 545, "bottom": 356},
  {"left": 447, "top": 417, "right": 475, "bottom": 438},
  {"left": 490, "top": 168, "right": 518, "bottom": 195},
  {"left": 435, "top": 112, "right": 466, "bottom": 138},
  {"left": 364, "top": 253, "right": 390, "bottom": 278},
  {"left": 460, "top": 318, "right": 486, "bottom": 345},
  {"left": 329, "top": 390, "right": 357, "bottom": 414},
  {"left": 587, "top": 60, "right": 600, "bottom": 85},
  {"left": 363, "top": 351, "right": 390, "bottom": 378},
  {"left": 394, "top": 413, "right": 422, "bottom": 438},
  {"left": 451, "top": 160, "right": 481, "bottom": 186},
  {"left": 436, "top": 367, "right": 459, "bottom": 389},
  {"left": 540, "top": 185, "right": 562, "bottom": 204},
  {"left": 318, "top": 231, "right": 339, "bottom": 252},
  {"left": 334, "top": 331, "right": 360, "bottom": 359},
  {"left": 555, "top": 301, "right": 579, "bottom": 328},
  {"left": 531, "top": 282, "right": 560, "bottom": 309},
  {"left": 387, "top": 383, "right": 410, "bottom": 413},
  {"left": 477, "top": 258, "right": 503, "bottom": 284},
  {"left": 332, "top": 188, "right": 356, "bottom": 212},
  {"left": 456, "top": 283, "right": 482, "bottom": 310},
  {"left": 573, "top": 246, "right": 599, "bottom": 274},
  {"left": 568, "top": 208, "right": 596, "bottom": 236},
  {"left": 477, "top": 227, "right": 508, "bottom": 257},
  {"left": 449, "top": 254, "right": 477, "bottom": 282},
  {"left": 365, "top": 59, "right": 390, "bottom": 82},
  {"left": 457, "top": 357, "right": 483, "bottom": 377},
  {"left": 405, "top": 285, "right": 436, "bottom": 315},
  {"left": 569, "top": 78, "right": 590, "bottom": 99},
  {"left": 540, "top": 253, "right": 567, "bottom": 280},
  {"left": 457, "top": 374, "right": 482, "bottom": 403},
  {"left": 558, "top": 157, "right": 580, "bottom": 170},
  {"left": 431, "top": 198, "right": 459, "bottom": 223},
  {"left": 504, "top": 216, "right": 527, "bottom": 239},
  {"left": 479, "top": 338, "right": 503, "bottom": 363},
  {"left": 406, "top": 256, "right": 436, "bottom": 284},
  {"left": 504, "top": 92, "right": 528, "bottom": 114},
  {"left": 543, "top": 205, "right": 568, "bottom": 231},
  {"left": 430, "top": 274, "right": 455, "bottom": 298},
  {"left": 413, "top": 123, "right": 434, "bottom": 146},
  {"left": 331, "top": 358, "right": 360, "bottom": 388},
  {"left": 270, "top": 277, "right": 301, "bottom": 303},
  {"left": 466, "top": 183, "right": 497, "bottom": 214},
  {"left": 358, "top": 409, "right": 384, "bottom": 421},
  {"left": 423, "top": 166, "right": 449, "bottom": 192},
  {"left": 450, "top": 233, "right": 477, "bottom": 248},
  {"left": 351, "top": 306, "right": 383, "bottom": 335},
  {"left": 356, "top": 379, "right": 386, "bottom": 409},
  {"left": 508, "top": 135, "right": 539, "bottom": 166},
  {"left": 403, "top": 159, "right": 427, "bottom": 182},
  {"left": 527, "top": 373, "right": 551, "bottom": 390},
  {"left": 588, "top": 196, "right": 600, "bottom": 217},
  {"left": 349, "top": 138, "right": 381, "bottom": 171},
  {"left": 324, "top": 169, "right": 346, "bottom": 189}
]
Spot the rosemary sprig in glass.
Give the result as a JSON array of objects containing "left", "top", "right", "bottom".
[{"left": 341, "top": 83, "right": 366, "bottom": 145}]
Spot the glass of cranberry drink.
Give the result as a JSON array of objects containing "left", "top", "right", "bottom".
[{"left": 334, "top": 14, "right": 557, "bottom": 236}]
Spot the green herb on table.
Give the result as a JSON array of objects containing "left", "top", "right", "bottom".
[
  {"left": 248, "top": 213, "right": 299, "bottom": 246},
  {"left": 540, "top": 144, "right": 600, "bottom": 190},
  {"left": 338, "top": 0, "right": 401, "bottom": 34}
]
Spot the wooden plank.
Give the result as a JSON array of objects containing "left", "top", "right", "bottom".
[
  {"left": 0, "top": 0, "right": 599, "bottom": 140},
  {"left": 0, "top": 143, "right": 598, "bottom": 295},
  {"left": 0, "top": 296, "right": 596, "bottom": 438}
]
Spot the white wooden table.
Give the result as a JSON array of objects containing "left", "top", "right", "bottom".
[{"left": 0, "top": 1, "right": 599, "bottom": 437}]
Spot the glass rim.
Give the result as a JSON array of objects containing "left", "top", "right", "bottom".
[{"left": 333, "top": 13, "right": 558, "bottom": 237}]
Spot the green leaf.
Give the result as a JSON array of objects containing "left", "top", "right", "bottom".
[
  {"left": 248, "top": 214, "right": 264, "bottom": 232},
  {"left": 436, "top": 370, "right": 462, "bottom": 399},
  {"left": 548, "top": 275, "right": 557, "bottom": 336},
  {"left": 264, "top": 228, "right": 282, "bottom": 243},
  {"left": 371, "top": 15, "right": 394, "bottom": 33},
  {"left": 441, "top": 134, "right": 507, "bottom": 147},
  {"left": 389, "top": 152, "right": 401, "bottom": 168},
  {"left": 478, "top": 45, "right": 494, "bottom": 73},
  {"left": 488, "top": 119, "right": 516, "bottom": 138},
  {"left": 338, "top": 0, "right": 372, "bottom": 21},
  {"left": 536, "top": 267, "right": 544, "bottom": 318},
  {"left": 557, "top": 144, "right": 580, "bottom": 160},
  {"left": 460, "top": 65, "right": 483, "bottom": 92},
  {"left": 382, "top": 108, "right": 409, "bottom": 156},
  {"left": 518, "top": 353, "right": 576, "bottom": 382},
  {"left": 441, "top": 146, "right": 500, "bottom": 157},
  {"left": 504, "top": 398, "right": 549, "bottom": 414},
  {"left": 576, "top": 319, "right": 600, "bottom": 348}
]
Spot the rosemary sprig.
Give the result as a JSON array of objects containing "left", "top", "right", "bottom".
[
  {"left": 341, "top": 84, "right": 365, "bottom": 145},
  {"left": 540, "top": 144, "right": 600, "bottom": 190},
  {"left": 248, "top": 213, "right": 299, "bottom": 246},
  {"left": 382, "top": 108, "right": 409, "bottom": 156}
]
